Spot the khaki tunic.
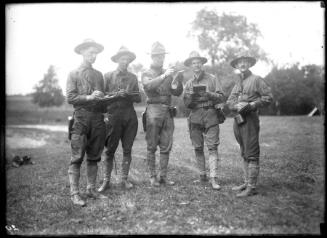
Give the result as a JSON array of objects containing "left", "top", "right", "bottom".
[
  {"left": 227, "top": 70, "right": 273, "bottom": 160},
  {"left": 141, "top": 65, "right": 183, "bottom": 178},
  {"left": 183, "top": 71, "right": 225, "bottom": 150},
  {"left": 66, "top": 63, "right": 106, "bottom": 164}
]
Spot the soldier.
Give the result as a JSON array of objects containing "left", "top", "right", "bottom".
[
  {"left": 227, "top": 55, "right": 273, "bottom": 197},
  {"left": 98, "top": 46, "right": 141, "bottom": 192},
  {"left": 141, "top": 42, "right": 183, "bottom": 187},
  {"left": 66, "top": 39, "right": 107, "bottom": 206},
  {"left": 183, "top": 51, "right": 225, "bottom": 190}
]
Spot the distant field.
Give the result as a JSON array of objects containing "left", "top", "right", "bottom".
[
  {"left": 5, "top": 97, "right": 325, "bottom": 235},
  {"left": 6, "top": 96, "right": 145, "bottom": 124}
]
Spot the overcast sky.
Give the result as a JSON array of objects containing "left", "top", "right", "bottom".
[{"left": 6, "top": 2, "right": 324, "bottom": 95}]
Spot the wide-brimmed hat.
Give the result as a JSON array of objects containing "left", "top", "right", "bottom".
[
  {"left": 111, "top": 46, "right": 136, "bottom": 63},
  {"left": 184, "top": 51, "right": 208, "bottom": 67},
  {"left": 230, "top": 56, "right": 256, "bottom": 69},
  {"left": 74, "top": 39, "right": 104, "bottom": 54},
  {"left": 148, "top": 41, "right": 168, "bottom": 55}
]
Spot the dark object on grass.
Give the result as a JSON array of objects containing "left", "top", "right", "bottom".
[{"left": 12, "top": 155, "right": 34, "bottom": 167}]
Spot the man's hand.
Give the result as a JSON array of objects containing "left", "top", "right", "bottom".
[
  {"left": 93, "top": 90, "right": 104, "bottom": 98},
  {"left": 249, "top": 101, "right": 257, "bottom": 110},
  {"left": 236, "top": 102, "right": 256, "bottom": 115},
  {"left": 86, "top": 90, "right": 104, "bottom": 101},
  {"left": 117, "top": 89, "right": 128, "bottom": 98},
  {"left": 163, "top": 67, "right": 175, "bottom": 78},
  {"left": 235, "top": 102, "right": 249, "bottom": 112}
]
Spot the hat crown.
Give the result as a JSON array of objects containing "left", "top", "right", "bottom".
[
  {"left": 82, "top": 38, "right": 96, "bottom": 44},
  {"left": 151, "top": 41, "right": 166, "bottom": 54},
  {"left": 116, "top": 46, "right": 131, "bottom": 54},
  {"left": 74, "top": 38, "right": 103, "bottom": 54},
  {"left": 230, "top": 55, "right": 256, "bottom": 68},
  {"left": 188, "top": 51, "right": 202, "bottom": 58},
  {"left": 111, "top": 45, "right": 136, "bottom": 63}
]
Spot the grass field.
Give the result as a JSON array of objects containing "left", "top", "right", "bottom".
[{"left": 5, "top": 96, "right": 325, "bottom": 235}]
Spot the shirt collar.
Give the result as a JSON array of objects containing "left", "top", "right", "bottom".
[
  {"left": 193, "top": 70, "right": 205, "bottom": 83},
  {"left": 150, "top": 64, "right": 164, "bottom": 74},
  {"left": 239, "top": 70, "right": 252, "bottom": 80},
  {"left": 116, "top": 67, "right": 129, "bottom": 76},
  {"left": 79, "top": 61, "right": 93, "bottom": 70}
]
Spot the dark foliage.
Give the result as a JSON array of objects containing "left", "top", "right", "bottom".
[{"left": 32, "top": 65, "right": 65, "bottom": 108}]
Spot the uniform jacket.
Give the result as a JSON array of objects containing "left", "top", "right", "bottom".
[
  {"left": 184, "top": 70, "right": 225, "bottom": 126},
  {"left": 141, "top": 65, "right": 183, "bottom": 106},
  {"left": 66, "top": 63, "right": 104, "bottom": 112},
  {"left": 226, "top": 70, "right": 273, "bottom": 113},
  {"left": 103, "top": 68, "right": 141, "bottom": 113}
]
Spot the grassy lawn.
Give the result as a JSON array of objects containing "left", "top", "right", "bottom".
[{"left": 5, "top": 113, "right": 325, "bottom": 235}]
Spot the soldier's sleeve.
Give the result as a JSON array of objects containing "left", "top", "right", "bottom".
[
  {"left": 170, "top": 72, "right": 183, "bottom": 96},
  {"left": 253, "top": 77, "right": 273, "bottom": 108},
  {"left": 104, "top": 72, "right": 116, "bottom": 96},
  {"left": 141, "top": 70, "right": 166, "bottom": 92},
  {"left": 208, "top": 76, "right": 225, "bottom": 104},
  {"left": 96, "top": 71, "right": 105, "bottom": 93},
  {"left": 95, "top": 72, "right": 106, "bottom": 113},
  {"left": 183, "top": 81, "right": 196, "bottom": 109},
  {"left": 226, "top": 84, "right": 240, "bottom": 111},
  {"left": 129, "top": 74, "right": 142, "bottom": 103},
  {"left": 66, "top": 71, "right": 88, "bottom": 105}
]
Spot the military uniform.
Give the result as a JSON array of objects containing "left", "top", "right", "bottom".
[
  {"left": 100, "top": 68, "right": 141, "bottom": 189},
  {"left": 184, "top": 70, "right": 225, "bottom": 187},
  {"left": 66, "top": 43, "right": 107, "bottom": 206},
  {"left": 227, "top": 62, "right": 272, "bottom": 196},
  {"left": 141, "top": 43, "right": 183, "bottom": 185}
]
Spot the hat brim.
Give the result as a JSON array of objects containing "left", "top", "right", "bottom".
[
  {"left": 184, "top": 57, "right": 208, "bottom": 67},
  {"left": 74, "top": 42, "right": 104, "bottom": 54},
  {"left": 230, "top": 56, "right": 256, "bottom": 68},
  {"left": 111, "top": 51, "right": 136, "bottom": 63}
]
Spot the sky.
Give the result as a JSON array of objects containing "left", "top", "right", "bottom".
[{"left": 6, "top": 2, "right": 325, "bottom": 95}]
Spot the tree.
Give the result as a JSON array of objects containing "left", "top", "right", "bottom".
[
  {"left": 190, "top": 9, "right": 268, "bottom": 66},
  {"left": 264, "top": 63, "right": 324, "bottom": 115},
  {"left": 32, "top": 65, "right": 65, "bottom": 107}
]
